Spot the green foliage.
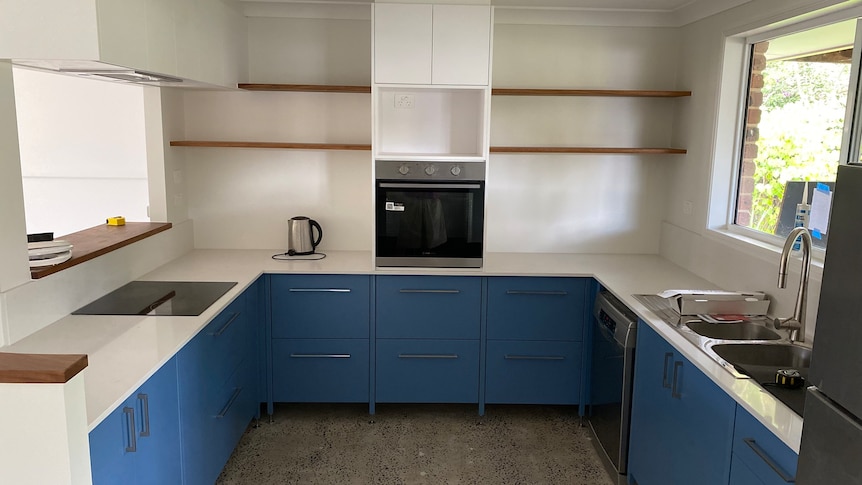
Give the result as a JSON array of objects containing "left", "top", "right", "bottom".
[{"left": 746, "top": 59, "right": 848, "bottom": 235}]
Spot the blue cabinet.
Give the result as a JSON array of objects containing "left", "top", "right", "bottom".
[
  {"left": 177, "top": 286, "right": 260, "bottom": 485},
  {"left": 485, "top": 277, "right": 587, "bottom": 406},
  {"left": 89, "top": 357, "right": 181, "bottom": 485},
  {"left": 270, "top": 274, "right": 371, "bottom": 404},
  {"left": 730, "top": 406, "right": 798, "bottom": 485},
  {"left": 375, "top": 276, "right": 482, "bottom": 404},
  {"left": 628, "top": 322, "right": 736, "bottom": 485}
]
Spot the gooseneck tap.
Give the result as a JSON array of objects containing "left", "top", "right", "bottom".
[{"left": 774, "top": 226, "right": 812, "bottom": 342}]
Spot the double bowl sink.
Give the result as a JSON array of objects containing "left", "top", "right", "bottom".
[{"left": 633, "top": 295, "right": 811, "bottom": 415}]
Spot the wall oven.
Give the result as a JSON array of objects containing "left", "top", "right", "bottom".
[{"left": 375, "top": 160, "right": 485, "bottom": 268}]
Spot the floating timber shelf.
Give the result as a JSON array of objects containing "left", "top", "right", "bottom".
[
  {"left": 491, "top": 88, "right": 691, "bottom": 97},
  {"left": 238, "top": 83, "right": 371, "bottom": 93},
  {"left": 490, "top": 147, "right": 687, "bottom": 154},
  {"left": 169, "top": 141, "right": 372, "bottom": 151}
]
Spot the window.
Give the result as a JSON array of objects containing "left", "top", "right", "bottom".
[{"left": 733, "top": 20, "right": 858, "bottom": 249}]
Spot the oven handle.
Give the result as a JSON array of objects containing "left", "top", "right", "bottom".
[{"left": 378, "top": 183, "right": 482, "bottom": 189}]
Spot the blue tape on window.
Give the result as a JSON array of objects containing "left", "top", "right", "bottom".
[
  {"left": 812, "top": 229, "right": 823, "bottom": 239},
  {"left": 816, "top": 182, "right": 830, "bottom": 192}
]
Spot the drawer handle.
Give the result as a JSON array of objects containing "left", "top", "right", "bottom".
[
  {"left": 504, "top": 354, "right": 565, "bottom": 361},
  {"left": 137, "top": 393, "right": 150, "bottom": 437},
  {"left": 289, "top": 353, "right": 351, "bottom": 359},
  {"left": 662, "top": 352, "right": 673, "bottom": 388},
  {"left": 209, "top": 312, "right": 240, "bottom": 337},
  {"left": 505, "top": 290, "right": 568, "bottom": 296},
  {"left": 288, "top": 288, "right": 351, "bottom": 293},
  {"left": 743, "top": 438, "right": 796, "bottom": 483},
  {"left": 671, "top": 361, "right": 683, "bottom": 399},
  {"left": 216, "top": 387, "right": 243, "bottom": 419},
  {"left": 398, "top": 354, "right": 459, "bottom": 359},
  {"left": 123, "top": 407, "right": 137, "bottom": 453},
  {"left": 399, "top": 289, "right": 461, "bottom": 294}
]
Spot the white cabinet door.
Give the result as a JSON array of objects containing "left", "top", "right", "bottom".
[
  {"left": 432, "top": 5, "right": 490, "bottom": 86},
  {"left": 374, "top": 3, "right": 433, "bottom": 84}
]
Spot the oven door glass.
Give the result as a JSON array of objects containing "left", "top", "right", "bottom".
[{"left": 376, "top": 181, "right": 484, "bottom": 266}]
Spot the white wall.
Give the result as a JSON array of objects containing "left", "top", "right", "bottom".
[
  {"left": 662, "top": 0, "right": 851, "bottom": 341},
  {"left": 487, "top": 23, "right": 681, "bottom": 253},
  {"left": 13, "top": 67, "right": 149, "bottom": 236},
  {"left": 181, "top": 16, "right": 373, "bottom": 251}
]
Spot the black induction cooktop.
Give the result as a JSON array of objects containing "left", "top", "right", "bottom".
[{"left": 73, "top": 281, "right": 237, "bottom": 316}]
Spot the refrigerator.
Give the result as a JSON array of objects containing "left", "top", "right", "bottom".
[{"left": 797, "top": 164, "right": 862, "bottom": 484}]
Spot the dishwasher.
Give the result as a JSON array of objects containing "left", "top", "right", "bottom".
[{"left": 587, "top": 289, "right": 638, "bottom": 482}]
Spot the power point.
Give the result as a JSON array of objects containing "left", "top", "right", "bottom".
[{"left": 395, "top": 94, "right": 414, "bottom": 109}]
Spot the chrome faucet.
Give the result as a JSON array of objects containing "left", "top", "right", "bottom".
[{"left": 774, "top": 227, "right": 812, "bottom": 342}]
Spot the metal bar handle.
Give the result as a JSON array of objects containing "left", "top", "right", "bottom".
[
  {"left": 671, "top": 361, "right": 683, "bottom": 399},
  {"left": 216, "top": 388, "right": 243, "bottom": 419},
  {"left": 288, "top": 288, "right": 351, "bottom": 293},
  {"left": 398, "top": 354, "right": 459, "bottom": 359},
  {"left": 662, "top": 352, "right": 673, "bottom": 388},
  {"left": 137, "top": 393, "right": 150, "bottom": 437},
  {"left": 123, "top": 407, "right": 137, "bottom": 453},
  {"left": 399, "top": 289, "right": 461, "bottom": 294},
  {"left": 210, "top": 312, "right": 240, "bottom": 337},
  {"left": 504, "top": 355, "right": 565, "bottom": 361},
  {"left": 505, "top": 290, "right": 568, "bottom": 296},
  {"left": 379, "top": 182, "right": 482, "bottom": 189},
  {"left": 743, "top": 438, "right": 796, "bottom": 483},
  {"left": 290, "top": 354, "right": 351, "bottom": 358}
]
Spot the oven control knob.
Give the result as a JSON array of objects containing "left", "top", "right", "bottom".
[
  {"left": 424, "top": 165, "right": 437, "bottom": 176},
  {"left": 450, "top": 165, "right": 462, "bottom": 176},
  {"left": 398, "top": 164, "right": 410, "bottom": 175}
]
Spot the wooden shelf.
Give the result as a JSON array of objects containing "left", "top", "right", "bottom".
[
  {"left": 170, "top": 141, "right": 371, "bottom": 151},
  {"left": 0, "top": 352, "right": 88, "bottom": 383},
  {"left": 238, "top": 83, "right": 371, "bottom": 93},
  {"left": 30, "top": 222, "right": 173, "bottom": 280},
  {"left": 491, "top": 88, "right": 691, "bottom": 97},
  {"left": 490, "top": 146, "right": 687, "bottom": 154}
]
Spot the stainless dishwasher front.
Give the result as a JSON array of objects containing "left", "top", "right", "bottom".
[{"left": 588, "top": 290, "right": 638, "bottom": 482}]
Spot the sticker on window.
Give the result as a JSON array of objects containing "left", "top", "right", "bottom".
[{"left": 385, "top": 201, "right": 405, "bottom": 212}]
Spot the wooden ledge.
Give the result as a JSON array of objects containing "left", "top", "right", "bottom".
[
  {"left": 30, "top": 222, "right": 172, "bottom": 280},
  {"left": 238, "top": 83, "right": 371, "bottom": 93},
  {"left": 491, "top": 88, "right": 692, "bottom": 97},
  {"left": 0, "top": 352, "right": 88, "bottom": 383},
  {"left": 170, "top": 141, "right": 372, "bottom": 151},
  {"left": 490, "top": 146, "right": 687, "bottom": 154}
]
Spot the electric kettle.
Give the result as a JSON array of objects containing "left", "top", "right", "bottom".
[{"left": 287, "top": 216, "right": 323, "bottom": 256}]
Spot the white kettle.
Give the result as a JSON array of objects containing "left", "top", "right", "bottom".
[{"left": 287, "top": 217, "right": 323, "bottom": 255}]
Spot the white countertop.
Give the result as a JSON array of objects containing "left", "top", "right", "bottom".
[{"left": 1, "top": 249, "right": 804, "bottom": 451}]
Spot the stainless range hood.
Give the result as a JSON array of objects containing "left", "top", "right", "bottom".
[
  {"left": 10, "top": 59, "right": 218, "bottom": 88},
  {"left": 57, "top": 68, "right": 182, "bottom": 84}
]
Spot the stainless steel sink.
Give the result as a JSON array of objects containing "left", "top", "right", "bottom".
[
  {"left": 711, "top": 343, "right": 812, "bottom": 369},
  {"left": 686, "top": 321, "right": 782, "bottom": 341}
]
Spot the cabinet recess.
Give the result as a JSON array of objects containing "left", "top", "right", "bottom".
[
  {"left": 490, "top": 88, "right": 690, "bottom": 155},
  {"left": 170, "top": 84, "right": 371, "bottom": 151}
]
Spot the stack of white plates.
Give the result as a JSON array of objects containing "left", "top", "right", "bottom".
[{"left": 28, "top": 240, "right": 73, "bottom": 268}]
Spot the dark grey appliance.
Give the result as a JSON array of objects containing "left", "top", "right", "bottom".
[
  {"left": 375, "top": 160, "right": 485, "bottom": 268},
  {"left": 73, "top": 281, "right": 236, "bottom": 316},
  {"left": 588, "top": 290, "right": 638, "bottom": 481},
  {"left": 797, "top": 164, "right": 862, "bottom": 484}
]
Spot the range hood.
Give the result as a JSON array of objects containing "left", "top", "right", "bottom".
[{"left": 10, "top": 59, "right": 217, "bottom": 88}]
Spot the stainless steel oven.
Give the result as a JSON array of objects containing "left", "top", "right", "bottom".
[{"left": 375, "top": 160, "right": 485, "bottom": 268}]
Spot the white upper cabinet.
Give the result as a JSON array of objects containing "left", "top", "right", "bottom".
[
  {"left": 431, "top": 5, "right": 491, "bottom": 86},
  {"left": 374, "top": 3, "right": 491, "bottom": 86}
]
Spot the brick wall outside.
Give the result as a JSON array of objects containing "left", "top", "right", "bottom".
[{"left": 736, "top": 41, "right": 768, "bottom": 227}]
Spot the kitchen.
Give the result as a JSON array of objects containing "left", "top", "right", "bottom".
[{"left": 0, "top": 0, "right": 858, "bottom": 483}]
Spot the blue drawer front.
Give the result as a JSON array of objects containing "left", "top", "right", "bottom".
[
  {"left": 272, "top": 339, "right": 370, "bottom": 403},
  {"left": 271, "top": 275, "right": 371, "bottom": 339},
  {"left": 485, "top": 340, "right": 582, "bottom": 404},
  {"left": 733, "top": 406, "right": 798, "bottom": 485},
  {"left": 376, "top": 276, "right": 481, "bottom": 339},
  {"left": 730, "top": 454, "right": 765, "bottom": 485},
  {"left": 487, "top": 277, "right": 587, "bottom": 341},
  {"left": 208, "top": 358, "right": 258, "bottom": 485},
  {"left": 376, "top": 339, "right": 479, "bottom": 403},
  {"left": 201, "top": 294, "right": 249, "bottom": 392}
]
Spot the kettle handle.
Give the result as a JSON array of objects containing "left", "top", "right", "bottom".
[{"left": 310, "top": 219, "right": 323, "bottom": 248}]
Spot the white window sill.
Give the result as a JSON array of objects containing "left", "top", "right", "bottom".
[{"left": 704, "top": 225, "right": 825, "bottom": 280}]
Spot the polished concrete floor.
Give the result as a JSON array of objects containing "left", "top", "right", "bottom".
[{"left": 216, "top": 403, "right": 615, "bottom": 484}]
